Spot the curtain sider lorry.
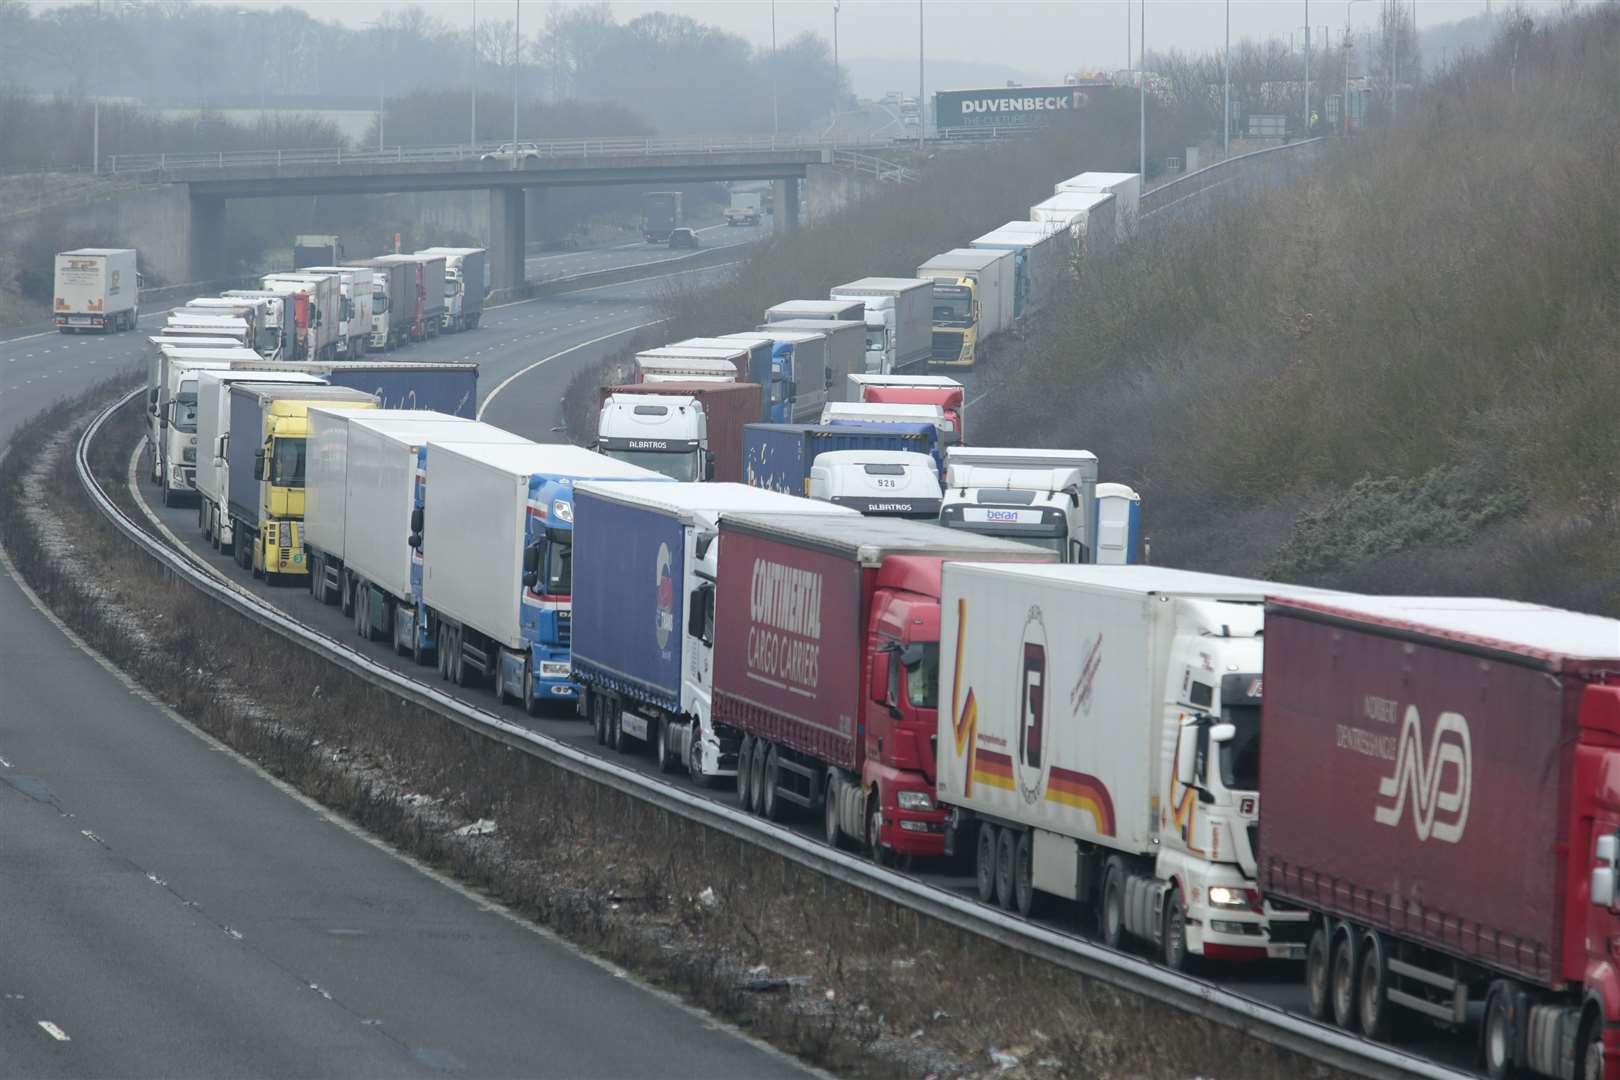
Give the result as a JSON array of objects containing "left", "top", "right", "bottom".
[
  {"left": 938, "top": 564, "right": 1336, "bottom": 968},
  {"left": 196, "top": 370, "right": 326, "bottom": 555},
  {"left": 570, "top": 483, "right": 858, "bottom": 784},
  {"left": 419, "top": 441, "right": 669, "bottom": 711},
  {"left": 710, "top": 513, "right": 1054, "bottom": 863},
  {"left": 1258, "top": 594, "right": 1620, "bottom": 1080}
]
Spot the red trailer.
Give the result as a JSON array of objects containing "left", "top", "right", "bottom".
[
  {"left": 710, "top": 513, "right": 1051, "bottom": 863},
  {"left": 1258, "top": 594, "right": 1620, "bottom": 1079}
]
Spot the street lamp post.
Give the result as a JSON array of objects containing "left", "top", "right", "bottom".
[
  {"left": 471, "top": 0, "right": 477, "bottom": 147},
  {"left": 1345, "top": 0, "right": 1372, "bottom": 133},
  {"left": 1303, "top": 0, "right": 1311, "bottom": 137},
  {"left": 1138, "top": 0, "right": 1145, "bottom": 180},
  {"left": 1223, "top": 0, "right": 1230, "bottom": 156},
  {"left": 92, "top": 0, "right": 101, "bottom": 174},
  {"left": 832, "top": 1, "right": 840, "bottom": 118},
  {"left": 917, "top": 0, "right": 925, "bottom": 149},
  {"left": 511, "top": 0, "right": 520, "bottom": 168},
  {"left": 771, "top": 0, "right": 779, "bottom": 136}
]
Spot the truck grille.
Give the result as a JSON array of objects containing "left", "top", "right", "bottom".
[
  {"left": 555, "top": 611, "right": 571, "bottom": 646},
  {"left": 931, "top": 331, "right": 960, "bottom": 361}
]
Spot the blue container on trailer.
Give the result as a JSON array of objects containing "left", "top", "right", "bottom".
[
  {"left": 321, "top": 363, "right": 478, "bottom": 417},
  {"left": 742, "top": 422, "right": 942, "bottom": 495}
]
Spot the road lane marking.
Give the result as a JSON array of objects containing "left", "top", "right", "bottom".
[
  {"left": 477, "top": 322, "right": 662, "bottom": 419},
  {"left": 37, "top": 1021, "right": 70, "bottom": 1041}
]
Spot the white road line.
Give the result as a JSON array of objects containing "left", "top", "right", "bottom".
[
  {"left": 37, "top": 1021, "right": 70, "bottom": 1042},
  {"left": 477, "top": 322, "right": 662, "bottom": 419}
]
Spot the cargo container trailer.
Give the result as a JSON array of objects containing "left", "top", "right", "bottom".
[
  {"left": 1053, "top": 171, "right": 1140, "bottom": 241},
  {"left": 827, "top": 277, "right": 934, "bottom": 375},
  {"left": 53, "top": 248, "right": 139, "bottom": 333}
]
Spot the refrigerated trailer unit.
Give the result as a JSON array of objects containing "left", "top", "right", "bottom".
[
  {"left": 1258, "top": 594, "right": 1620, "bottom": 1079},
  {"left": 54, "top": 248, "right": 139, "bottom": 333}
]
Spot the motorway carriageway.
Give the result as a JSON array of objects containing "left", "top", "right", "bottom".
[
  {"left": 526, "top": 216, "right": 767, "bottom": 281},
  {"left": 0, "top": 263, "right": 815, "bottom": 1079}
]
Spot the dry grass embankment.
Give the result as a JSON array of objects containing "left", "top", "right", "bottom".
[
  {"left": 0, "top": 383, "right": 1352, "bottom": 1080},
  {"left": 979, "top": 6, "right": 1620, "bottom": 612}
]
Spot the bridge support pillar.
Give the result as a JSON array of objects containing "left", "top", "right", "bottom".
[
  {"left": 525, "top": 187, "right": 547, "bottom": 244},
  {"left": 783, "top": 177, "right": 801, "bottom": 232},
  {"left": 489, "top": 186, "right": 527, "bottom": 297},
  {"left": 187, "top": 194, "right": 227, "bottom": 284}
]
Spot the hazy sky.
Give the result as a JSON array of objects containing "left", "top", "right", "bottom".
[{"left": 40, "top": 0, "right": 1509, "bottom": 82}]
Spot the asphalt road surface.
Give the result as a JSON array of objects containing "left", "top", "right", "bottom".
[
  {"left": 0, "top": 276, "right": 813, "bottom": 1079},
  {"left": 525, "top": 216, "right": 768, "bottom": 281}
]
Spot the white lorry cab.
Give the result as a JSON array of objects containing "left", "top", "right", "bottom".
[{"left": 808, "top": 450, "right": 943, "bottom": 519}]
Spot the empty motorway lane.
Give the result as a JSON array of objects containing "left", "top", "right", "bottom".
[{"left": 0, "top": 277, "right": 811, "bottom": 1078}]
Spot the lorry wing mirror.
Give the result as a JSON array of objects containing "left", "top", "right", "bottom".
[
  {"left": 687, "top": 588, "right": 706, "bottom": 639},
  {"left": 1209, "top": 722, "right": 1237, "bottom": 743},
  {"left": 1175, "top": 730, "right": 1197, "bottom": 786},
  {"left": 254, "top": 449, "right": 266, "bottom": 480},
  {"left": 1596, "top": 834, "right": 1620, "bottom": 908},
  {"left": 521, "top": 542, "right": 540, "bottom": 587},
  {"left": 868, "top": 650, "right": 891, "bottom": 705},
  {"left": 410, "top": 507, "right": 424, "bottom": 534},
  {"left": 407, "top": 533, "right": 421, "bottom": 550},
  {"left": 703, "top": 450, "right": 716, "bottom": 482}
]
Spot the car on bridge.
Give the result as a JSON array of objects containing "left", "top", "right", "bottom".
[{"left": 480, "top": 142, "right": 542, "bottom": 164}]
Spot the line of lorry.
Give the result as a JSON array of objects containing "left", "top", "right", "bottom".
[
  {"left": 147, "top": 375, "right": 1620, "bottom": 1079},
  {"left": 131, "top": 165, "right": 1620, "bottom": 1078}
]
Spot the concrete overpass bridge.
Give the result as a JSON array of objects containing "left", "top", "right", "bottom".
[{"left": 101, "top": 134, "right": 898, "bottom": 291}]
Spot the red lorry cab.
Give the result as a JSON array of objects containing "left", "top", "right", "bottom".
[
  {"left": 711, "top": 513, "right": 1051, "bottom": 860},
  {"left": 1260, "top": 594, "right": 1620, "bottom": 1078}
]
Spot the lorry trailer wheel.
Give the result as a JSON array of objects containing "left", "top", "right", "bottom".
[
  {"left": 1305, "top": 925, "right": 1333, "bottom": 1020},
  {"left": 1162, "top": 889, "right": 1189, "bottom": 971},
  {"left": 736, "top": 737, "right": 754, "bottom": 809},
  {"left": 824, "top": 772, "right": 844, "bottom": 847},
  {"left": 656, "top": 719, "right": 675, "bottom": 773},
  {"left": 1482, "top": 983, "right": 1518, "bottom": 1079},
  {"left": 1013, "top": 831, "right": 1041, "bottom": 917},
  {"left": 609, "top": 704, "right": 625, "bottom": 753},
  {"left": 975, "top": 825, "right": 997, "bottom": 903},
  {"left": 1100, "top": 858, "right": 1127, "bottom": 950},
  {"left": 750, "top": 741, "right": 770, "bottom": 817},
  {"left": 994, "top": 827, "right": 1017, "bottom": 910},
  {"left": 1581, "top": 1020, "right": 1604, "bottom": 1080},
  {"left": 1331, "top": 930, "right": 1361, "bottom": 1030},
  {"left": 593, "top": 694, "right": 608, "bottom": 745},
  {"left": 760, "top": 747, "right": 781, "bottom": 821},
  {"left": 869, "top": 795, "right": 895, "bottom": 868},
  {"left": 1358, "top": 932, "right": 1392, "bottom": 1040}
]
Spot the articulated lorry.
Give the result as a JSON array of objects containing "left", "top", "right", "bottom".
[
  {"left": 1259, "top": 595, "right": 1620, "bottom": 1078},
  {"left": 971, "top": 222, "right": 1071, "bottom": 319},
  {"left": 723, "top": 191, "right": 762, "bottom": 226},
  {"left": 298, "top": 266, "right": 374, "bottom": 358},
  {"left": 716, "top": 333, "right": 798, "bottom": 423},
  {"left": 758, "top": 319, "right": 864, "bottom": 413},
  {"left": 764, "top": 299, "right": 866, "bottom": 327},
  {"left": 828, "top": 277, "right": 934, "bottom": 375},
  {"left": 916, "top": 249, "right": 1015, "bottom": 367},
  {"left": 303, "top": 410, "right": 475, "bottom": 653},
  {"left": 742, "top": 422, "right": 946, "bottom": 497},
  {"left": 848, "top": 374, "right": 967, "bottom": 443},
  {"left": 641, "top": 192, "right": 684, "bottom": 243},
  {"left": 344, "top": 258, "right": 412, "bottom": 350},
  {"left": 222, "top": 287, "right": 300, "bottom": 360},
  {"left": 597, "top": 381, "right": 761, "bottom": 483},
  {"left": 223, "top": 384, "right": 377, "bottom": 580},
  {"left": 196, "top": 370, "right": 326, "bottom": 554},
  {"left": 571, "top": 483, "right": 855, "bottom": 783},
  {"left": 415, "top": 247, "right": 486, "bottom": 331},
  {"left": 712, "top": 514, "right": 1053, "bottom": 861},
  {"left": 1030, "top": 191, "right": 1117, "bottom": 254},
  {"left": 179, "top": 297, "right": 282, "bottom": 359},
  {"left": 163, "top": 314, "right": 255, "bottom": 349},
  {"left": 741, "top": 328, "right": 844, "bottom": 424},
  {"left": 937, "top": 564, "right": 1324, "bottom": 966},
  {"left": 368, "top": 254, "right": 444, "bottom": 341},
  {"left": 54, "top": 248, "right": 139, "bottom": 333},
  {"left": 148, "top": 344, "right": 258, "bottom": 505},
  {"left": 418, "top": 441, "right": 667, "bottom": 710},
  {"left": 1054, "top": 171, "right": 1139, "bottom": 241},
  {"left": 262, "top": 272, "right": 340, "bottom": 361},
  {"left": 809, "top": 450, "right": 943, "bottom": 519},
  {"left": 939, "top": 447, "right": 1098, "bottom": 562}
]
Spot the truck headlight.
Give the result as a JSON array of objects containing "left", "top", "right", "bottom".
[
  {"left": 539, "top": 661, "right": 571, "bottom": 678},
  {"left": 897, "top": 790, "right": 934, "bottom": 811},
  {"left": 1208, "top": 886, "right": 1252, "bottom": 908}
]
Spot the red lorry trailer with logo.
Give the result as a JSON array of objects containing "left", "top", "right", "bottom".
[
  {"left": 1258, "top": 594, "right": 1620, "bottom": 1080},
  {"left": 710, "top": 513, "right": 1052, "bottom": 862}
]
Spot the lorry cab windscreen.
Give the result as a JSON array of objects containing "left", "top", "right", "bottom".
[
  {"left": 255, "top": 326, "right": 279, "bottom": 356},
  {"left": 372, "top": 288, "right": 387, "bottom": 312},
  {"left": 903, "top": 644, "right": 940, "bottom": 710},
  {"left": 603, "top": 449, "right": 701, "bottom": 482},
  {"left": 1218, "top": 702, "right": 1261, "bottom": 791},
  {"left": 770, "top": 379, "right": 790, "bottom": 405},
  {"left": 933, "top": 294, "right": 972, "bottom": 325},
  {"left": 271, "top": 438, "right": 307, "bottom": 487},
  {"left": 174, "top": 394, "right": 199, "bottom": 433}
]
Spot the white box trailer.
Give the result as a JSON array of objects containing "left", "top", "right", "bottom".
[
  {"left": 263, "top": 272, "right": 341, "bottom": 362},
  {"left": 937, "top": 563, "right": 1336, "bottom": 964},
  {"left": 759, "top": 319, "right": 863, "bottom": 404},
  {"left": 304, "top": 410, "right": 475, "bottom": 647},
  {"left": 195, "top": 369, "right": 325, "bottom": 549},
  {"left": 150, "top": 345, "right": 261, "bottom": 502},
  {"left": 1053, "top": 171, "right": 1140, "bottom": 241},
  {"left": 1030, "top": 192, "right": 1117, "bottom": 253},
  {"left": 54, "top": 248, "right": 138, "bottom": 333},
  {"left": 299, "top": 266, "right": 375, "bottom": 358},
  {"left": 916, "top": 249, "right": 1016, "bottom": 338},
  {"left": 971, "top": 222, "right": 1073, "bottom": 318},
  {"left": 827, "top": 277, "right": 934, "bottom": 375}
]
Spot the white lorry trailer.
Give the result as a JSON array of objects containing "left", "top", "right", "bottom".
[
  {"left": 150, "top": 345, "right": 260, "bottom": 505},
  {"left": 178, "top": 297, "right": 281, "bottom": 359},
  {"left": 53, "top": 248, "right": 138, "bottom": 333},
  {"left": 195, "top": 370, "right": 326, "bottom": 552},
  {"left": 262, "top": 272, "right": 341, "bottom": 361},
  {"left": 758, "top": 319, "right": 863, "bottom": 411},
  {"left": 298, "top": 266, "right": 375, "bottom": 358},
  {"left": 1053, "top": 171, "right": 1140, "bottom": 242},
  {"left": 414, "top": 247, "right": 486, "bottom": 332},
  {"left": 827, "top": 277, "right": 934, "bottom": 375},
  {"left": 939, "top": 447, "right": 1098, "bottom": 562},
  {"left": 569, "top": 482, "right": 856, "bottom": 782},
  {"left": 304, "top": 410, "right": 473, "bottom": 652},
  {"left": 936, "top": 563, "right": 1326, "bottom": 967},
  {"left": 1030, "top": 191, "right": 1118, "bottom": 253}
]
